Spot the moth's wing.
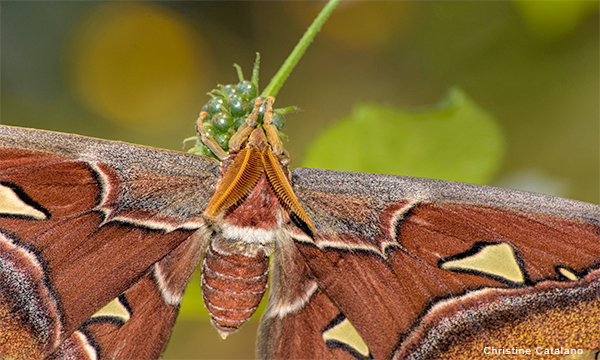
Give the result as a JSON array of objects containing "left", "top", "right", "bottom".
[
  {"left": 0, "top": 126, "right": 218, "bottom": 359},
  {"left": 258, "top": 234, "right": 372, "bottom": 360},
  {"left": 48, "top": 229, "right": 208, "bottom": 360},
  {"left": 259, "top": 167, "right": 600, "bottom": 360}
]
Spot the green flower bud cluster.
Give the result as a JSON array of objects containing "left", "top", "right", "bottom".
[{"left": 187, "top": 78, "right": 292, "bottom": 159}]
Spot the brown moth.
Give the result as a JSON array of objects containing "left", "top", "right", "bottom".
[
  {"left": 0, "top": 4, "right": 599, "bottom": 359},
  {"left": 1, "top": 87, "right": 600, "bottom": 360}
]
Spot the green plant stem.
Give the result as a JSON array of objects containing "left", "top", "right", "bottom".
[{"left": 261, "top": 0, "right": 340, "bottom": 98}]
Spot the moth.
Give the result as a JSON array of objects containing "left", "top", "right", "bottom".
[{"left": 1, "top": 88, "right": 600, "bottom": 360}]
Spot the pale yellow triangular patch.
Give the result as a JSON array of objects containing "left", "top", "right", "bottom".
[
  {"left": 0, "top": 184, "right": 46, "bottom": 220},
  {"left": 322, "top": 318, "right": 369, "bottom": 357},
  {"left": 441, "top": 243, "right": 525, "bottom": 284},
  {"left": 557, "top": 267, "right": 580, "bottom": 281},
  {"left": 91, "top": 297, "right": 130, "bottom": 322}
]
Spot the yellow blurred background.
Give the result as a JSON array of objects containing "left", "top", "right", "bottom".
[{"left": 2, "top": 1, "right": 598, "bottom": 359}]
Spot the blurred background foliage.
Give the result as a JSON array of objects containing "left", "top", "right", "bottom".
[{"left": 1, "top": 1, "right": 598, "bottom": 359}]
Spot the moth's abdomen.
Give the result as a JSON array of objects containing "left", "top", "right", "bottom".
[{"left": 201, "top": 237, "right": 271, "bottom": 338}]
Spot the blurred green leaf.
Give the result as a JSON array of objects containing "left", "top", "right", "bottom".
[{"left": 302, "top": 88, "right": 505, "bottom": 184}]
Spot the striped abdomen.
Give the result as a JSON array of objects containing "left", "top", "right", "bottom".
[{"left": 201, "top": 235, "right": 272, "bottom": 338}]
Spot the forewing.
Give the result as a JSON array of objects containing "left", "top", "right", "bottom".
[
  {"left": 0, "top": 126, "right": 218, "bottom": 359},
  {"left": 263, "top": 167, "right": 600, "bottom": 359}
]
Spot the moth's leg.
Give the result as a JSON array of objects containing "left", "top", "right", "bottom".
[
  {"left": 229, "top": 98, "right": 263, "bottom": 151},
  {"left": 262, "top": 96, "right": 289, "bottom": 165},
  {"left": 196, "top": 112, "right": 229, "bottom": 160},
  {"left": 280, "top": 149, "right": 291, "bottom": 166}
]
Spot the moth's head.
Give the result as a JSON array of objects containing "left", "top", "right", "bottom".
[{"left": 247, "top": 127, "right": 269, "bottom": 151}]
